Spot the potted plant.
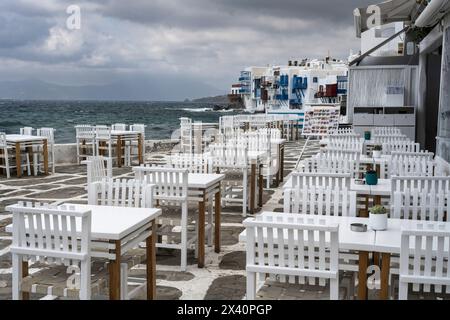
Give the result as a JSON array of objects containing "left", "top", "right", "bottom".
[
  {"left": 369, "top": 205, "right": 388, "bottom": 231},
  {"left": 372, "top": 145, "right": 382, "bottom": 158},
  {"left": 365, "top": 170, "right": 378, "bottom": 185}
]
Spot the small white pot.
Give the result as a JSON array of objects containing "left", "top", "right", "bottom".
[
  {"left": 372, "top": 150, "right": 382, "bottom": 158},
  {"left": 369, "top": 213, "right": 388, "bottom": 231}
]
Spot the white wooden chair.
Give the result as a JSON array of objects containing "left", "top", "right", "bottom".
[
  {"left": 129, "top": 124, "right": 146, "bottom": 166},
  {"left": 210, "top": 144, "right": 250, "bottom": 216},
  {"left": 284, "top": 186, "right": 356, "bottom": 217},
  {"left": 399, "top": 223, "right": 450, "bottom": 300},
  {"left": 289, "top": 172, "right": 351, "bottom": 190},
  {"left": 372, "top": 127, "right": 402, "bottom": 136},
  {"left": 180, "top": 118, "right": 193, "bottom": 154},
  {"left": 133, "top": 166, "right": 191, "bottom": 271},
  {"left": 82, "top": 156, "right": 113, "bottom": 190},
  {"left": 95, "top": 126, "right": 115, "bottom": 163},
  {"left": 9, "top": 202, "right": 92, "bottom": 300},
  {"left": 373, "top": 135, "right": 409, "bottom": 145},
  {"left": 244, "top": 214, "right": 340, "bottom": 300},
  {"left": 111, "top": 123, "right": 127, "bottom": 131},
  {"left": 299, "top": 157, "right": 359, "bottom": 179},
  {"left": 1, "top": 133, "right": 13, "bottom": 178},
  {"left": 20, "top": 127, "right": 34, "bottom": 135},
  {"left": 391, "top": 177, "right": 450, "bottom": 200},
  {"left": 392, "top": 189, "right": 448, "bottom": 221},
  {"left": 388, "top": 158, "right": 437, "bottom": 178},
  {"left": 36, "top": 128, "right": 56, "bottom": 174},
  {"left": 168, "top": 153, "right": 211, "bottom": 174},
  {"left": 322, "top": 149, "right": 361, "bottom": 162},
  {"left": 75, "top": 125, "right": 96, "bottom": 164},
  {"left": 382, "top": 142, "right": 422, "bottom": 155},
  {"left": 88, "top": 178, "right": 154, "bottom": 211}
]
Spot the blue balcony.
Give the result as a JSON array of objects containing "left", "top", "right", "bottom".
[
  {"left": 279, "top": 75, "right": 289, "bottom": 87},
  {"left": 292, "top": 75, "right": 308, "bottom": 90}
]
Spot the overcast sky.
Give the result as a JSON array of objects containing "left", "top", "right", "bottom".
[{"left": 0, "top": 0, "right": 375, "bottom": 99}]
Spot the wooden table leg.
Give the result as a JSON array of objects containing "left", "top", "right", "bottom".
[
  {"left": 138, "top": 134, "right": 144, "bottom": 165},
  {"left": 198, "top": 192, "right": 206, "bottom": 268},
  {"left": 43, "top": 140, "right": 49, "bottom": 175},
  {"left": 280, "top": 144, "right": 285, "bottom": 182},
  {"left": 358, "top": 251, "right": 369, "bottom": 300},
  {"left": 380, "top": 253, "right": 391, "bottom": 300},
  {"left": 374, "top": 195, "right": 382, "bottom": 206},
  {"left": 22, "top": 260, "right": 29, "bottom": 300},
  {"left": 258, "top": 164, "right": 263, "bottom": 208},
  {"left": 250, "top": 163, "right": 256, "bottom": 215},
  {"left": 214, "top": 186, "right": 221, "bottom": 254},
  {"left": 15, "top": 142, "right": 21, "bottom": 178},
  {"left": 109, "top": 240, "right": 121, "bottom": 300},
  {"left": 147, "top": 222, "right": 156, "bottom": 300},
  {"left": 116, "top": 136, "right": 122, "bottom": 168},
  {"left": 360, "top": 195, "right": 369, "bottom": 218}
]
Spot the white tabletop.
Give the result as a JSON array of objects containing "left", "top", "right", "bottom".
[
  {"left": 110, "top": 130, "right": 141, "bottom": 136},
  {"left": 350, "top": 179, "right": 391, "bottom": 197},
  {"left": 239, "top": 212, "right": 376, "bottom": 252},
  {"left": 188, "top": 173, "right": 225, "bottom": 189},
  {"left": 6, "top": 203, "right": 162, "bottom": 241},
  {"left": 247, "top": 151, "right": 269, "bottom": 162},
  {"left": 359, "top": 155, "right": 390, "bottom": 165},
  {"left": 271, "top": 139, "right": 287, "bottom": 145},
  {"left": 6, "top": 134, "right": 47, "bottom": 143}
]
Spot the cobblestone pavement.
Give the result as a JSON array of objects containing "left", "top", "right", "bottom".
[{"left": 1, "top": 139, "right": 446, "bottom": 300}]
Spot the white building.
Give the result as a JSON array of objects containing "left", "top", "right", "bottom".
[{"left": 237, "top": 58, "right": 348, "bottom": 114}]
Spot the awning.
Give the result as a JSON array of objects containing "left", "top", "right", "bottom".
[{"left": 354, "top": 0, "right": 422, "bottom": 37}]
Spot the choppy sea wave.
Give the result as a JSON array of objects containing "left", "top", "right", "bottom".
[{"left": 0, "top": 100, "right": 243, "bottom": 143}]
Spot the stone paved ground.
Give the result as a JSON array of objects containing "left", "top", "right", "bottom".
[{"left": 1, "top": 139, "right": 447, "bottom": 300}]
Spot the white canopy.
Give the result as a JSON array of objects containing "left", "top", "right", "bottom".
[{"left": 354, "top": 0, "right": 422, "bottom": 37}]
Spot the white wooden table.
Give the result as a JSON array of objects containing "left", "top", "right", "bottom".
[
  {"left": 110, "top": 130, "right": 143, "bottom": 168},
  {"left": 187, "top": 173, "right": 225, "bottom": 267},
  {"left": 240, "top": 212, "right": 450, "bottom": 300},
  {"left": 6, "top": 203, "right": 162, "bottom": 300},
  {"left": 5, "top": 135, "right": 49, "bottom": 178}
]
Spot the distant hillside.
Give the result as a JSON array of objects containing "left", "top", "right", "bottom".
[
  {"left": 0, "top": 78, "right": 223, "bottom": 101},
  {"left": 190, "top": 95, "right": 229, "bottom": 105}
]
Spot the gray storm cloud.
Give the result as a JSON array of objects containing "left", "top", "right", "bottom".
[{"left": 0, "top": 0, "right": 376, "bottom": 100}]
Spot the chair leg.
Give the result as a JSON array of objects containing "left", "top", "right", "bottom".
[
  {"left": 246, "top": 271, "right": 256, "bottom": 300},
  {"left": 79, "top": 260, "right": 91, "bottom": 300},
  {"left": 180, "top": 202, "right": 188, "bottom": 272},
  {"left": 76, "top": 139, "right": 80, "bottom": 165},
  {"left": 242, "top": 171, "right": 248, "bottom": 217},
  {"left": 25, "top": 154, "right": 31, "bottom": 176},
  {"left": 399, "top": 281, "right": 408, "bottom": 300},
  {"left": 120, "top": 263, "right": 129, "bottom": 300},
  {"left": 330, "top": 278, "right": 339, "bottom": 300},
  {"left": 12, "top": 254, "right": 22, "bottom": 300},
  {"left": 33, "top": 153, "right": 38, "bottom": 176},
  {"left": 5, "top": 150, "right": 11, "bottom": 179}
]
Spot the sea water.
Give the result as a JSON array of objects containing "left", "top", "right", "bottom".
[{"left": 0, "top": 100, "right": 242, "bottom": 143}]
